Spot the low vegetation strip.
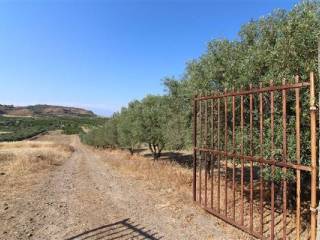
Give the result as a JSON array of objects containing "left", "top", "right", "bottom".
[{"left": 0, "top": 116, "right": 107, "bottom": 142}]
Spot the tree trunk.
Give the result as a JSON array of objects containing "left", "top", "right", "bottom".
[
  {"left": 148, "top": 143, "right": 162, "bottom": 160},
  {"left": 148, "top": 143, "right": 156, "bottom": 160},
  {"left": 153, "top": 144, "right": 159, "bottom": 160},
  {"left": 129, "top": 147, "right": 134, "bottom": 155}
]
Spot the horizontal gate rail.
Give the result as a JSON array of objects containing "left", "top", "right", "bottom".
[
  {"left": 192, "top": 73, "right": 318, "bottom": 240},
  {"left": 194, "top": 148, "right": 312, "bottom": 172},
  {"left": 194, "top": 82, "right": 310, "bottom": 101}
]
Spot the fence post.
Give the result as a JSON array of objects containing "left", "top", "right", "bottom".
[{"left": 310, "top": 72, "right": 317, "bottom": 240}]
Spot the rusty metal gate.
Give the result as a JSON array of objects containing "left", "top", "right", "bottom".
[{"left": 192, "top": 73, "right": 318, "bottom": 239}]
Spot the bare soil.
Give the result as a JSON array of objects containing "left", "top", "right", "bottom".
[{"left": 0, "top": 133, "right": 252, "bottom": 240}]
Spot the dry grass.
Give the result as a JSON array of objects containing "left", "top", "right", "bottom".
[
  {"left": 0, "top": 141, "right": 73, "bottom": 175},
  {"left": 97, "top": 149, "right": 193, "bottom": 196}
]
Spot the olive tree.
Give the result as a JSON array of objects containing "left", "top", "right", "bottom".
[
  {"left": 117, "top": 100, "right": 143, "bottom": 155},
  {"left": 140, "top": 95, "right": 168, "bottom": 160}
]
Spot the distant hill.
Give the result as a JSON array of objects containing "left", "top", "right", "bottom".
[{"left": 0, "top": 104, "right": 96, "bottom": 117}]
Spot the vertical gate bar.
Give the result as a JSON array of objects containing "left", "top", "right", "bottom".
[
  {"left": 259, "top": 83, "right": 264, "bottom": 236},
  {"left": 205, "top": 97, "right": 208, "bottom": 207},
  {"left": 211, "top": 96, "right": 214, "bottom": 209},
  {"left": 199, "top": 98, "right": 202, "bottom": 204},
  {"left": 232, "top": 91, "right": 236, "bottom": 221},
  {"left": 224, "top": 89, "right": 228, "bottom": 217},
  {"left": 282, "top": 78, "right": 287, "bottom": 240},
  {"left": 270, "top": 80, "right": 275, "bottom": 240},
  {"left": 218, "top": 98, "right": 221, "bottom": 213},
  {"left": 310, "top": 72, "right": 317, "bottom": 240},
  {"left": 240, "top": 90, "right": 244, "bottom": 226},
  {"left": 295, "top": 75, "right": 301, "bottom": 240},
  {"left": 200, "top": 96, "right": 203, "bottom": 148},
  {"left": 249, "top": 84, "right": 254, "bottom": 233},
  {"left": 193, "top": 96, "right": 198, "bottom": 202},
  {"left": 211, "top": 93, "right": 214, "bottom": 150},
  {"left": 205, "top": 151, "right": 208, "bottom": 207}
]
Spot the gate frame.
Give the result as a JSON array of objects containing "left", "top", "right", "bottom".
[{"left": 192, "top": 72, "right": 318, "bottom": 240}]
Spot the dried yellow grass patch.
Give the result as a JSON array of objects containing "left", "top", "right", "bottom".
[
  {"left": 0, "top": 141, "right": 73, "bottom": 175},
  {"left": 101, "top": 149, "right": 193, "bottom": 192},
  {"left": 0, "top": 141, "right": 62, "bottom": 149}
]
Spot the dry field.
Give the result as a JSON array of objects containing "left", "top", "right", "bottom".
[{"left": 0, "top": 140, "right": 73, "bottom": 176}]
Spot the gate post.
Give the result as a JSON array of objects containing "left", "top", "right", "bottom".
[{"left": 310, "top": 72, "right": 318, "bottom": 240}]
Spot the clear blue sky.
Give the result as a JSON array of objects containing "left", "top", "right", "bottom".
[{"left": 0, "top": 0, "right": 298, "bottom": 116}]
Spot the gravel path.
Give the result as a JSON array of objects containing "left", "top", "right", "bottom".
[{"left": 0, "top": 135, "right": 250, "bottom": 240}]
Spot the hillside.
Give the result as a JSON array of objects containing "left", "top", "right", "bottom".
[{"left": 0, "top": 104, "right": 96, "bottom": 117}]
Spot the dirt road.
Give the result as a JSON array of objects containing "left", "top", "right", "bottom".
[{"left": 0, "top": 134, "right": 250, "bottom": 240}]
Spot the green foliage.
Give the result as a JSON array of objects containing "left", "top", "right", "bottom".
[
  {"left": 187, "top": 1, "right": 319, "bottom": 92},
  {"left": 62, "top": 123, "right": 84, "bottom": 135},
  {"left": 139, "top": 95, "right": 169, "bottom": 159},
  {"left": 80, "top": 117, "right": 118, "bottom": 148},
  {"left": 117, "top": 101, "right": 143, "bottom": 154},
  {"left": 163, "top": 78, "right": 192, "bottom": 150}
]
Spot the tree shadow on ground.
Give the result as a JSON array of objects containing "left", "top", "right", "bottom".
[
  {"left": 131, "top": 148, "right": 146, "bottom": 154},
  {"left": 65, "top": 218, "right": 163, "bottom": 240},
  {"left": 143, "top": 151, "right": 193, "bottom": 168}
]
